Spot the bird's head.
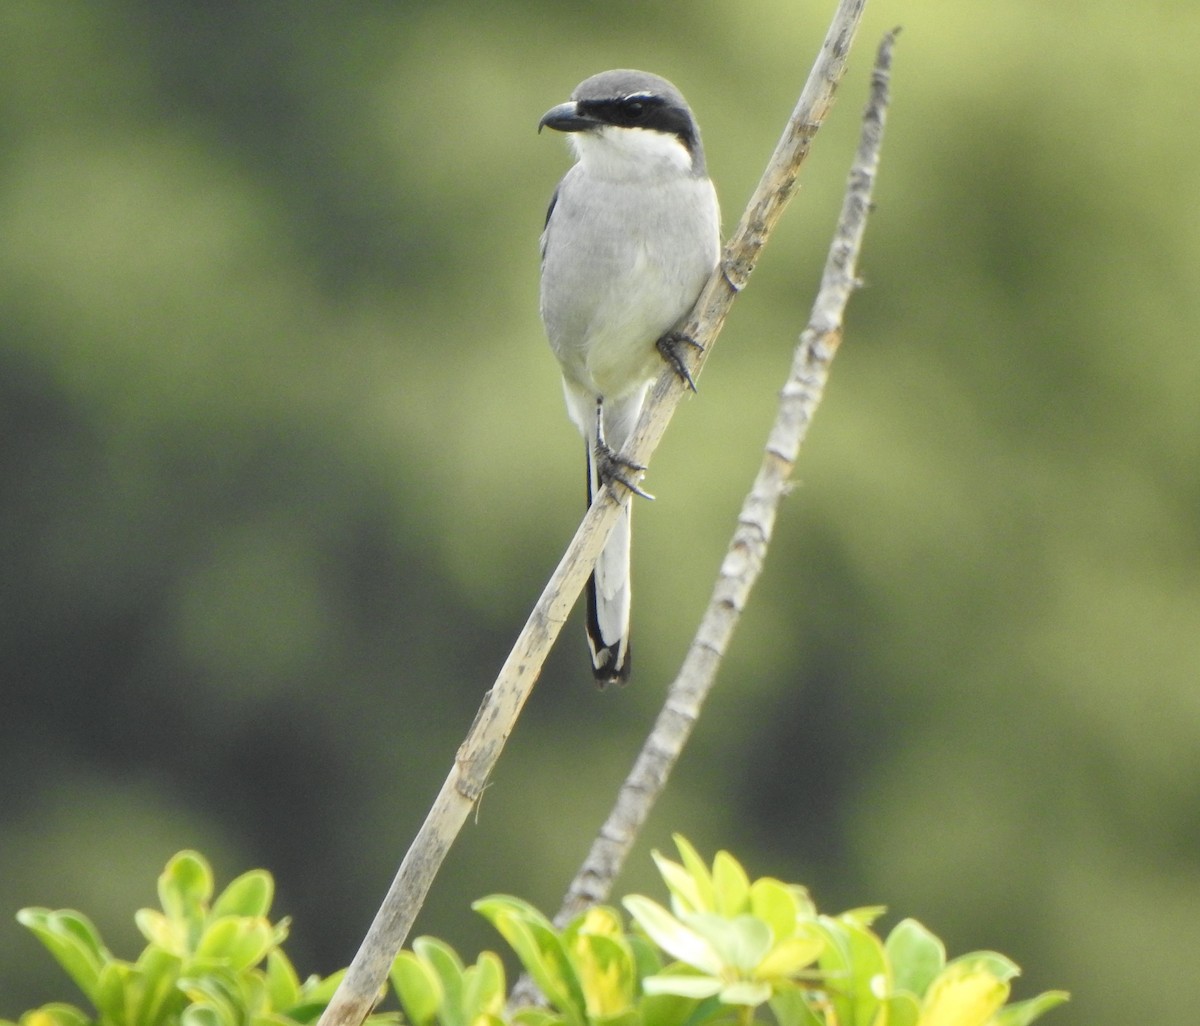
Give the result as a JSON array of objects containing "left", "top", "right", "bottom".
[{"left": 539, "top": 69, "right": 707, "bottom": 178}]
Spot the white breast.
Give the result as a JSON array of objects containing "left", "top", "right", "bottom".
[{"left": 540, "top": 129, "right": 720, "bottom": 400}]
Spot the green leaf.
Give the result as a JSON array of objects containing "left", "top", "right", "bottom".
[
  {"left": 178, "top": 972, "right": 247, "bottom": 1026},
  {"left": 512, "top": 1010, "right": 566, "bottom": 1026},
  {"left": 918, "top": 960, "right": 1011, "bottom": 1026},
  {"left": 621, "top": 897, "right": 722, "bottom": 975},
  {"left": 651, "top": 853, "right": 705, "bottom": 919},
  {"left": 884, "top": 919, "right": 945, "bottom": 998},
  {"left": 180, "top": 1006, "right": 225, "bottom": 1026},
  {"left": 15, "top": 1005, "right": 92, "bottom": 1026},
  {"left": 264, "top": 949, "right": 301, "bottom": 1013},
  {"left": 281, "top": 1003, "right": 327, "bottom": 1026},
  {"left": 562, "top": 904, "right": 636, "bottom": 1015},
  {"left": 882, "top": 992, "right": 921, "bottom": 1026},
  {"left": 474, "top": 897, "right": 586, "bottom": 1026},
  {"left": 839, "top": 906, "right": 886, "bottom": 930},
  {"left": 710, "top": 853, "right": 750, "bottom": 918},
  {"left": 130, "top": 945, "right": 184, "bottom": 1026},
  {"left": 945, "top": 951, "right": 1020, "bottom": 983},
  {"left": 671, "top": 837, "right": 717, "bottom": 913},
  {"left": 636, "top": 989, "right": 701, "bottom": 1026},
  {"left": 93, "top": 960, "right": 131, "bottom": 1026},
  {"left": 213, "top": 871, "right": 274, "bottom": 920},
  {"left": 563, "top": 905, "right": 625, "bottom": 944},
  {"left": 299, "top": 967, "right": 345, "bottom": 1006},
  {"left": 717, "top": 980, "right": 771, "bottom": 1007},
  {"left": 461, "top": 952, "right": 506, "bottom": 1021},
  {"left": 135, "top": 909, "right": 185, "bottom": 956},
  {"left": 567, "top": 932, "right": 635, "bottom": 1017},
  {"left": 989, "top": 990, "right": 1070, "bottom": 1026},
  {"left": 158, "top": 852, "right": 214, "bottom": 944},
  {"left": 196, "top": 916, "right": 274, "bottom": 971},
  {"left": 640, "top": 974, "right": 723, "bottom": 999},
  {"left": 16, "top": 909, "right": 110, "bottom": 1004},
  {"left": 589, "top": 1012, "right": 640, "bottom": 1026},
  {"left": 748, "top": 879, "right": 800, "bottom": 942},
  {"left": 683, "top": 914, "right": 771, "bottom": 973},
  {"left": 390, "top": 951, "right": 443, "bottom": 1026},
  {"left": 754, "top": 933, "right": 824, "bottom": 979},
  {"left": 412, "top": 938, "right": 465, "bottom": 1026},
  {"left": 769, "top": 987, "right": 825, "bottom": 1026},
  {"left": 625, "top": 933, "right": 663, "bottom": 983},
  {"left": 815, "top": 915, "right": 887, "bottom": 1026}
]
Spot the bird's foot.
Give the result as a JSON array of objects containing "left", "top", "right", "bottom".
[
  {"left": 656, "top": 330, "right": 705, "bottom": 392},
  {"left": 594, "top": 439, "right": 652, "bottom": 500}
]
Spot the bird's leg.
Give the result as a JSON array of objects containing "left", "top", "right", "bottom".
[
  {"left": 656, "top": 330, "right": 704, "bottom": 392},
  {"left": 594, "top": 401, "right": 652, "bottom": 500}
]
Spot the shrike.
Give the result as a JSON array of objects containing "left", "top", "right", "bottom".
[{"left": 538, "top": 69, "right": 720, "bottom": 685}]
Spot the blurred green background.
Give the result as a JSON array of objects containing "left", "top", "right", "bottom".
[{"left": 2, "top": 2, "right": 1197, "bottom": 1024}]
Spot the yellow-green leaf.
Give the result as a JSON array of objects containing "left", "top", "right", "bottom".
[
  {"left": 718, "top": 980, "right": 772, "bottom": 1007},
  {"left": 884, "top": 992, "right": 922, "bottom": 1026},
  {"left": 621, "top": 897, "right": 722, "bottom": 975},
  {"left": 130, "top": 945, "right": 183, "bottom": 1026},
  {"left": 671, "top": 836, "right": 717, "bottom": 913},
  {"left": 159, "top": 852, "right": 213, "bottom": 928},
  {"left": 755, "top": 934, "right": 824, "bottom": 979},
  {"left": 711, "top": 852, "right": 750, "bottom": 917},
  {"left": 264, "top": 949, "right": 301, "bottom": 1012},
  {"left": 989, "top": 990, "right": 1070, "bottom": 1026},
  {"left": 650, "top": 853, "right": 704, "bottom": 918},
  {"left": 464, "top": 951, "right": 507, "bottom": 1020},
  {"left": 640, "top": 974, "right": 723, "bottom": 999},
  {"left": 412, "top": 938, "right": 465, "bottom": 1026},
  {"left": 684, "top": 914, "right": 771, "bottom": 972},
  {"left": 196, "top": 915, "right": 273, "bottom": 970},
  {"left": 18, "top": 1005, "right": 91, "bottom": 1026},
  {"left": 135, "top": 909, "right": 185, "bottom": 956},
  {"left": 568, "top": 933, "right": 635, "bottom": 1017},
  {"left": 749, "top": 878, "right": 800, "bottom": 942},
  {"left": 919, "top": 962, "right": 1010, "bottom": 1026},
  {"left": 213, "top": 871, "right": 274, "bottom": 919},
  {"left": 885, "top": 919, "right": 945, "bottom": 998},
  {"left": 390, "top": 951, "right": 443, "bottom": 1026},
  {"left": 474, "top": 897, "right": 586, "bottom": 1026},
  {"left": 16, "top": 909, "right": 109, "bottom": 1004}
]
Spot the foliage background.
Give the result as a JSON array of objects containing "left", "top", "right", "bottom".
[{"left": 2, "top": 3, "right": 1197, "bottom": 1026}]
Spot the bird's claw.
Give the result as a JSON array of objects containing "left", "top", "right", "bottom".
[
  {"left": 657, "top": 330, "right": 704, "bottom": 392},
  {"left": 595, "top": 440, "right": 653, "bottom": 500}
]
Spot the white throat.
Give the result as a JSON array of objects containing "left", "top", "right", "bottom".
[{"left": 570, "top": 125, "right": 696, "bottom": 181}]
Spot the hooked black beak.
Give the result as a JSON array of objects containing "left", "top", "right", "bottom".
[{"left": 538, "top": 101, "right": 601, "bottom": 134}]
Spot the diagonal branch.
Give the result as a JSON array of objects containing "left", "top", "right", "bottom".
[
  {"left": 314, "top": 5, "right": 868, "bottom": 1026},
  {"left": 621, "top": 0, "right": 868, "bottom": 472},
  {"left": 553, "top": 26, "right": 900, "bottom": 926}
]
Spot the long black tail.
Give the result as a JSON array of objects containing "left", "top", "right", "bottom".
[{"left": 584, "top": 440, "right": 631, "bottom": 686}]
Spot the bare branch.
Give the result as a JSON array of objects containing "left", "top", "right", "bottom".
[
  {"left": 553, "top": 26, "right": 900, "bottom": 927},
  {"left": 314, "top": 6, "right": 872, "bottom": 1026}
]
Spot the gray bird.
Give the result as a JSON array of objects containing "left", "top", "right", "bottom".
[{"left": 538, "top": 69, "right": 720, "bottom": 685}]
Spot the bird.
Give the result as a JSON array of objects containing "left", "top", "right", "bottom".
[{"left": 538, "top": 69, "right": 720, "bottom": 686}]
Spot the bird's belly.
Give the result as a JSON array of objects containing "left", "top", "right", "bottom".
[
  {"left": 566, "top": 255, "right": 684, "bottom": 394},
  {"left": 541, "top": 175, "right": 717, "bottom": 399}
]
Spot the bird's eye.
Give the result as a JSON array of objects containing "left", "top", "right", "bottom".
[{"left": 621, "top": 100, "right": 646, "bottom": 120}]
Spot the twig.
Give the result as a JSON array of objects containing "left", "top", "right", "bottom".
[
  {"left": 314, "top": 6, "right": 870, "bottom": 1026},
  {"left": 552, "top": 26, "right": 899, "bottom": 927}
]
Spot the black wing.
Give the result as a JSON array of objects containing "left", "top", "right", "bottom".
[{"left": 540, "top": 184, "right": 560, "bottom": 265}]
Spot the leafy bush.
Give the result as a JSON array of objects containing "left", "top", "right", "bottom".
[
  {"left": 6, "top": 842, "right": 1067, "bottom": 1026},
  {"left": 2, "top": 851, "right": 396, "bottom": 1026}
]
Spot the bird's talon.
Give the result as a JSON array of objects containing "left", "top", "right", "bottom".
[
  {"left": 657, "top": 331, "right": 704, "bottom": 391},
  {"left": 595, "top": 442, "right": 653, "bottom": 500}
]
